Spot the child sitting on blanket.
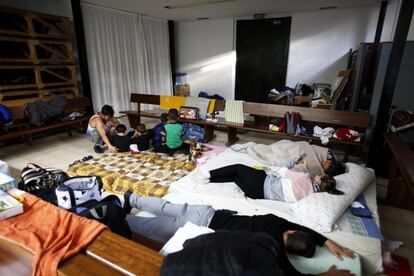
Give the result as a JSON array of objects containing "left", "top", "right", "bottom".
[
  {"left": 130, "top": 123, "right": 151, "bottom": 151},
  {"left": 153, "top": 113, "right": 168, "bottom": 152},
  {"left": 194, "top": 158, "right": 344, "bottom": 203},
  {"left": 163, "top": 108, "right": 189, "bottom": 156},
  {"left": 110, "top": 124, "right": 133, "bottom": 152}
]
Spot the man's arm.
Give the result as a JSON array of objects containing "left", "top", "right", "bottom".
[{"left": 96, "top": 119, "right": 118, "bottom": 153}]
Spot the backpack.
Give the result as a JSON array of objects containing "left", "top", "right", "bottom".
[
  {"left": 73, "top": 195, "right": 132, "bottom": 239},
  {"left": 19, "top": 163, "right": 68, "bottom": 204},
  {"left": 0, "top": 104, "right": 12, "bottom": 124}
]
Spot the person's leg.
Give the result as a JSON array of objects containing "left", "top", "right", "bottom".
[
  {"left": 180, "top": 143, "right": 190, "bottom": 155},
  {"left": 129, "top": 194, "right": 215, "bottom": 226},
  {"left": 126, "top": 215, "right": 181, "bottom": 243},
  {"left": 86, "top": 128, "right": 104, "bottom": 153},
  {"left": 211, "top": 164, "right": 267, "bottom": 199}
]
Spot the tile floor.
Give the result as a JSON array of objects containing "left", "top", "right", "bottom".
[{"left": 0, "top": 123, "right": 413, "bottom": 274}]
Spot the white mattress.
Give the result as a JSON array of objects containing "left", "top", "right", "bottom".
[{"left": 169, "top": 148, "right": 382, "bottom": 274}]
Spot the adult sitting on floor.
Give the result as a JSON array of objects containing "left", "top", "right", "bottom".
[
  {"left": 86, "top": 105, "right": 120, "bottom": 153},
  {"left": 162, "top": 230, "right": 354, "bottom": 276},
  {"left": 123, "top": 193, "right": 354, "bottom": 261}
]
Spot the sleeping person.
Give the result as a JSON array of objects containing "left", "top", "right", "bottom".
[
  {"left": 123, "top": 193, "right": 354, "bottom": 276},
  {"left": 194, "top": 159, "right": 344, "bottom": 203}
]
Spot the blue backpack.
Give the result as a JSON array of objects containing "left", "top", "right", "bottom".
[{"left": 0, "top": 104, "right": 12, "bottom": 124}]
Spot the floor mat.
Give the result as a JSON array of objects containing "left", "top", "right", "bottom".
[{"left": 385, "top": 254, "right": 412, "bottom": 276}]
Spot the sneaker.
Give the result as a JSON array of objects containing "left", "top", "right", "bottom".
[
  {"left": 123, "top": 190, "right": 133, "bottom": 214},
  {"left": 194, "top": 167, "right": 210, "bottom": 184},
  {"left": 130, "top": 144, "right": 140, "bottom": 154},
  {"left": 94, "top": 145, "right": 104, "bottom": 154}
]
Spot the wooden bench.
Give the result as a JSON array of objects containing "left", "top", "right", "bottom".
[
  {"left": 225, "top": 102, "right": 370, "bottom": 159},
  {"left": 0, "top": 230, "right": 164, "bottom": 276},
  {"left": 122, "top": 93, "right": 370, "bottom": 158},
  {"left": 121, "top": 93, "right": 221, "bottom": 143},
  {"left": 0, "top": 96, "right": 92, "bottom": 144}
]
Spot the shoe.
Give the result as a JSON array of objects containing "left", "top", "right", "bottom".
[
  {"left": 194, "top": 167, "right": 210, "bottom": 184},
  {"left": 123, "top": 190, "right": 133, "bottom": 214},
  {"left": 130, "top": 144, "right": 140, "bottom": 154},
  {"left": 94, "top": 145, "right": 104, "bottom": 154}
]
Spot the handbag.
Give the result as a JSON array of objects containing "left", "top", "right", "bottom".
[
  {"left": 19, "top": 163, "right": 68, "bottom": 204},
  {"left": 55, "top": 176, "right": 103, "bottom": 210},
  {"left": 75, "top": 195, "right": 132, "bottom": 239}
]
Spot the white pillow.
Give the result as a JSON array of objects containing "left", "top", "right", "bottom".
[{"left": 291, "top": 163, "right": 375, "bottom": 232}]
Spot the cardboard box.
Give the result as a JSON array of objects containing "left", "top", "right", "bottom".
[
  {"left": 0, "top": 190, "right": 23, "bottom": 220},
  {"left": 175, "top": 85, "right": 190, "bottom": 96},
  {"left": 0, "top": 173, "right": 17, "bottom": 192}
]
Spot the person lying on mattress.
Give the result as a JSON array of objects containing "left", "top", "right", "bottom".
[
  {"left": 123, "top": 192, "right": 354, "bottom": 265},
  {"left": 194, "top": 159, "right": 344, "bottom": 203}
]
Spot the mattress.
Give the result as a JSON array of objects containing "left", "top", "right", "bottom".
[{"left": 169, "top": 148, "right": 382, "bottom": 274}]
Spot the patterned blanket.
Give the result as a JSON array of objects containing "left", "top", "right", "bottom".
[{"left": 67, "top": 152, "right": 196, "bottom": 197}]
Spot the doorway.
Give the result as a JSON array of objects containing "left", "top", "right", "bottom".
[{"left": 235, "top": 17, "right": 291, "bottom": 103}]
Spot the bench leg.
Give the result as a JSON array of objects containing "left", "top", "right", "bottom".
[
  {"left": 127, "top": 114, "right": 141, "bottom": 129},
  {"left": 66, "top": 127, "right": 73, "bottom": 137},
  {"left": 24, "top": 134, "right": 33, "bottom": 146},
  {"left": 204, "top": 125, "right": 216, "bottom": 143},
  {"left": 226, "top": 127, "right": 239, "bottom": 147}
]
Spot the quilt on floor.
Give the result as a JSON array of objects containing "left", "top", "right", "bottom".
[{"left": 67, "top": 152, "right": 196, "bottom": 197}]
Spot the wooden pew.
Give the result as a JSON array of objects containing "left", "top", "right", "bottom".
[
  {"left": 0, "top": 97, "right": 92, "bottom": 144},
  {"left": 0, "top": 230, "right": 164, "bottom": 276},
  {"left": 121, "top": 93, "right": 221, "bottom": 143}
]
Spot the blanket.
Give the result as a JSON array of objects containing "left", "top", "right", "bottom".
[
  {"left": 0, "top": 193, "right": 106, "bottom": 276},
  {"left": 68, "top": 152, "right": 195, "bottom": 197},
  {"left": 231, "top": 140, "right": 329, "bottom": 175}
]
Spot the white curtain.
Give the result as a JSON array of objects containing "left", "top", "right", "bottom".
[{"left": 81, "top": 3, "right": 172, "bottom": 113}]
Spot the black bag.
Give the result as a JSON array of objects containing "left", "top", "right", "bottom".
[
  {"left": 26, "top": 95, "right": 67, "bottom": 126},
  {"left": 74, "top": 195, "right": 132, "bottom": 239},
  {"left": 19, "top": 163, "right": 68, "bottom": 204}
]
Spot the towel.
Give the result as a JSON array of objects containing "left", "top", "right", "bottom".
[
  {"left": 160, "top": 96, "right": 186, "bottom": 110},
  {"left": 0, "top": 193, "right": 107, "bottom": 276},
  {"left": 225, "top": 100, "right": 244, "bottom": 124}
]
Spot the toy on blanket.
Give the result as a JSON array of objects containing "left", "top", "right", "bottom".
[{"left": 188, "top": 141, "right": 212, "bottom": 162}]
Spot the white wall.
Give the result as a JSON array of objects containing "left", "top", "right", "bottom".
[
  {"left": 175, "top": 18, "right": 235, "bottom": 99},
  {"left": 286, "top": 6, "right": 378, "bottom": 86},
  {"left": 175, "top": 5, "right": 380, "bottom": 99}
]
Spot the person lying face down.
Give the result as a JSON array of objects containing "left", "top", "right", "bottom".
[
  {"left": 194, "top": 161, "right": 344, "bottom": 203},
  {"left": 161, "top": 230, "right": 354, "bottom": 276},
  {"left": 123, "top": 193, "right": 354, "bottom": 263}
]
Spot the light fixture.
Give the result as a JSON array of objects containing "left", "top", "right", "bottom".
[{"left": 164, "top": 0, "right": 237, "bottom": 9}]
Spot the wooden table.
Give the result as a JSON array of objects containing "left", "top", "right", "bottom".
[
  {"left": 0, "top": 230, "right": 164, "bottom": 276},
  {"left": 383, "top": 133, "right": 414, "bottom": 210}
]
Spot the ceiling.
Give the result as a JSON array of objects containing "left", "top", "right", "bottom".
[{"left": 81, "top": 0, "right": 381, "bottom": 21}]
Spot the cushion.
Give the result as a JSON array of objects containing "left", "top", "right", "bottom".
[
  {"left": 291, "top": 163, "right": 375, "bottom": 232},
  {"left": 184, "top": 96, "right": 211, "bottom": 120}
]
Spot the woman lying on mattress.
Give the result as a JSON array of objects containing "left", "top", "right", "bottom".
[
  {"left": 123, "top": 193, "right": 355, "bottom": 276},
  {"left": 194, "top": 157, "right": 344, "bottom": 203}
]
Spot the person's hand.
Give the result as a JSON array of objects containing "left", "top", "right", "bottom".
[
  {"left": 109, "top": 145, "right": 119, "bottom": 153},
  {"left": 318, "top": 265, "right": 354, "bottom": 276},
  {"left": 299, "top": 159, "right": 308, "bottom": 169},
  {"left": 325, "top": 240, "right": 355, "bottom": 260}
]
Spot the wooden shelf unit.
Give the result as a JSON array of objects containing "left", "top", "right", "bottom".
[
  {"left": 0, "top": 5, "right": 79, "bottom": 107},
  {"left": 0, "top": 6, "right": 71, "bottom": 40},
  {"left": 0, "top": 36, "right": 74, "bottom": 64}
]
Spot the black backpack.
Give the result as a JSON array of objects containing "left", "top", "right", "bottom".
[
  {"left": 73, "top": 195, "right": 132, "bottom": 239},
  {"left": 19, "top": 163, "right": 68, "bottom": 204}
]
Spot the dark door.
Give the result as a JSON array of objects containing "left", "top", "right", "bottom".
[{"left": 235, "top": 17, "right": 291, "bottom": 103}]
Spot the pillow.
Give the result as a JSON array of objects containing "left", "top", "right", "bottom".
[
  {"left": 184, "top": 96, "right": 211, "bottom": 120},
  {"left": 291, "top": 163, "right": 375, "bottom": 232}
]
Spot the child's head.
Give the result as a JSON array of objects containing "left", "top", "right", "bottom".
[
  {"left": 115, "top": 124, "right": 127, "bottom": 134},
  {"left": 322, "top": 160, "right": 346, "bottom": 177},
  {"left": 160, "top": 113, "right": 168, "bottom": 123},
  {"left": 136, "top": 123, "right": 147, "bottom": 134},
  {"left": 284, "top": 230, "right": 316, "bottom": 258},
  {"left": 168, "top": 108, "right": 179, "bottom": 122},
  {"left": 317, "top": 174, "right": 344, "bottom": 195}
]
